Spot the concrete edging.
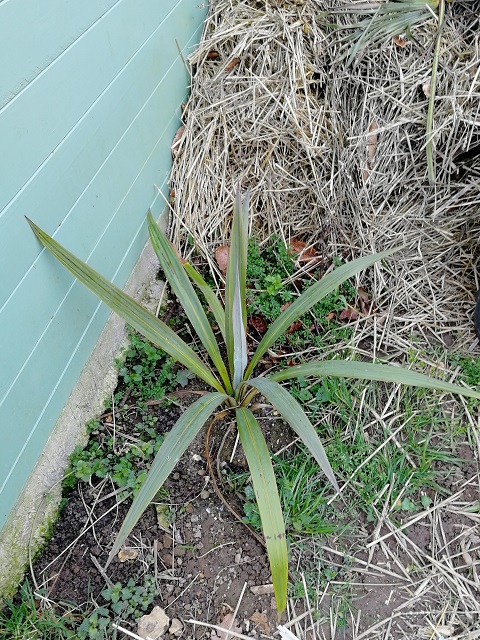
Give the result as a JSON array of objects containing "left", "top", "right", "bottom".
[{"left": 0, "top": 212, "right": 167, "bottom": 598}]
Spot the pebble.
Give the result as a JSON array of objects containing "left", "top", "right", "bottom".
[{"left": 200, "top": 490, "right": 210, "bottom": 499}]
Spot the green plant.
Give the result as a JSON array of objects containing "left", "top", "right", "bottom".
[
  {"left": 76, "top": 575, "right": 156, "bottom": 639},
  {"left": 77, "top": 608, "right": 111, "bottom": 640},
  {"left": 0, "top": 580, "right": 76, "bottom": 639},
  {"left": 28, "top": 188, "right": 480, "bottom": 614}
]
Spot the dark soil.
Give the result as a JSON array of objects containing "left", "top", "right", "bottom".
[{"left": 32, "top": 391, "right": 292, "bottom": 638}]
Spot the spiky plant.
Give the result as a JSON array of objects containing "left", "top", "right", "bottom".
[{"left": 28, "top": 186, "right": 480, "bottom": 613}]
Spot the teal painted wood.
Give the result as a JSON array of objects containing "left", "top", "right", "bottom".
[{"left": 0, "top": 0, "right": 208, "bottom": 528}]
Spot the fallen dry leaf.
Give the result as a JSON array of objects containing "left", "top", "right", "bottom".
[
  {"left": 422, "top": 82, "right": 431, "bottom": 97},
  {"left": 225, "top": 57, "right": 241, "bottom": 72},
  {"left": 206, "top": 50, "right": 220, "bottom": 60},
  {"left": 171, "top": 125, "right": 185, "bottom": 158},
  {"left": 280, "top": 301, "right": 292, "bottom": 313},
  {"left": 250, "top": 611, "right": 271, "bottom": 635},
  {"left": 288, "top": 321, "right": 303, "bottom": 334},
  {"left": 339, "top": 308, "right": 359, "bottom": 321},
  {"left": 393, "top": 34, "right": 406, "bottom": 48},
  {"left": 289, "top": 237, "right": 317, "bottom": 263},
  {"left": 325, "top": 311, "right": 335, "bottom": 321},
  {"left": 118, "top": 547, "right": 138, "bottom": 562},
  {"left": 215, "top": 245, "right": 230, "bottom": 274},
  {"left": 358, "top": 286, "right": 372, "bottom": 315},
  {"left": 248, "top": 315, "right": 268, "bottom": 333}
]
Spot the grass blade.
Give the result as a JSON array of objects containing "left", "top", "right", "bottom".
[
  {"left": 183, "top": 262, "right": 226, "bottom": 339},
  {"left": 108, "top": 392, "right": 228, "bottom": 564},
  {"left": 236, "top": 407, "right": 288, "bottom": 613},
  {"left": 27, "top": 218, "right": 225, "bottom": 393},
  {"left": 245, "top": 247, "right": 399, "bottom": 379},
  {"left": 248, "top": 376, "right": 339, "bottom": 491},
  {"left": 147, "top": 212, "right": 232, "bottom": 394},
  {"left": 270, "top": 360, "right": 480, "bottom": 401}
]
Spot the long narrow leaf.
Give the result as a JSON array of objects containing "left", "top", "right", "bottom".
[
  {"left": 245, "top": 247, "right": 399, "bottom": 379},
  {"left": 225, "top": 189, "right": 249, "bottom": 390},
  {"left": 108, "top": 392, "right": 228, "bottom": 564},
  {"left": 27, "top": 218, "right": 225, "bottom": 393},
  {"left": 236, "top": 407, "right": 288, "bottom": 614},
  {"left": 248, "top": 376, "right": 339, "bottom": 491},
  {"left": 183, "top": 262, "right": 226, "bottom": 339},
  {"left": 270, "top": 360, "right": 480, "bottom": 401},
  {"left": 147, "top": 212, "right": 232, "bottom": 394}
]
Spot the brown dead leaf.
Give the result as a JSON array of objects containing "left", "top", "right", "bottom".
[
  {"left": 289, "top": 238, "right": 317, "bottom": 263},
  {"left": 248, "top": 315, "right": 268, "bottom": 333},
  {"left": 325, "top": 311, "right": 335, "bottom": 321},
  {"left": 250, "top": 611, "right": 271, "bottom": 635},
  {"left": 206, "top": 50, "right": 220, "bottom": 60},
  {"left": 118, "top": 547, "right": 138, "bottom": 562},
  {"left": 225, "top": 57, "right": 241, "bottom": 72},
  {"left": 171, "top": 125, "right": 185, "bottom": 158},
  {"left": 215, "top": 245, "right": 230, "bottom": 274},
  {"left": 339, "top": 308, "right": 359, "bottom": 321},
  {"left": 280, "top": 301, "right": 292, "bottom": 313},
  {"left": 393, "top": 35, "right": 406, "bottom": 48},
  {"left": 288, "top": 321, "right": 303, "bottom": 334},
  {"left": 358, "top": 286, "right": 372, "bottom": 315}
]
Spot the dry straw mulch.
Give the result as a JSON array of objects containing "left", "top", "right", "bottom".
[
  {"left": 169, "top": 0, "right": 480, "bottom": 359},
  {"left": 167, "top": 1, "right": 480, "bottom": 638}
]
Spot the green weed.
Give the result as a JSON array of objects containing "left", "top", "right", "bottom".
[{"left": 0, "top": 580, "right": 76, "bottom": 640}]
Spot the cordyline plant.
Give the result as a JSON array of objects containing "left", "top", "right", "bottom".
[{"left": 28, "top": 189, "right": 480, "bottom": 614}]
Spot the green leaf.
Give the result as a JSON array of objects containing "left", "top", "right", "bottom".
[
  {"left": 236, "top": 407, "right": 288, "bottom": 613},
  {"left": 248, "top": 376, "right": 339, "bottom": 491},
  {"left": 147, "top": 212, "right": 232, "bottom": 394},
  {"left": 245, "top": 247, "right": 399, "bottom": 378},
  {"left": 27, "top": 218, "right": 225, "bottom": 393},
  {"left": 107, "top": 392, "right": 229, "bottom": 564},
  {"left": 270, "top": 361, "right": 480, "bottom": 401},
  {"left": 225, "top": 189, "right": 249, "bottom": 391},
  {"left": 183, "top": 261, "right": 226, "bottom": 339}
]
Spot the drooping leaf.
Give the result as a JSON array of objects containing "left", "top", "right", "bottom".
[
  {"left": 107, "top": 392, "right": 229, "bottom": 564},
  {"left": 245, "top": 247, "right": 399, "bottom": 379},
  {"left": 248, "top": 376, "right": 339, "bottom": 491},
  {"left": 236, "top": 407, "right": 288, "bottom": 613},
  {"left": 147, "top": 212, "right": 232, "bottom": 394},
  {"left": 27, "top": 218, "right": 225, "bottom": 393},
  {"left": 270, "top": 361, "right": 480, "bottom": 402}
]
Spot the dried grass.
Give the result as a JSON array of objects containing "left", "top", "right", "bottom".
[
  {"left": 169, "top": 0, "right": 480, "bottom": 358},
  {"left": 168, "top": 1, "right": 480, "bottom": 637}
]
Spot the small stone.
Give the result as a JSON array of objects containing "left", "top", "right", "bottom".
[
  {"left": 185, "top": 503, "right": 194, "bottom": 514},
  {"left": 163, "top": 554, "right": 173, "bottom": 566},
  {"left": 250, "top": 584, "right": 274, "bottom": 595},
  {"left": 169, "top": 618, "right": 183, "bottom": 636},
  {"left": 137, "top": 606, "right": 170, "bottom": 640},
  {"left": 176, "top": 557, "right": 182, "bottom": 566},
  {"left": 200, "top": 490, "right": 210, "bottom": 499},
  {"left": 163, "top": 535, "right": 172, "bottom": 549},
  {"left": 117, "top": 547, "right": 138, "bottom": 562}
]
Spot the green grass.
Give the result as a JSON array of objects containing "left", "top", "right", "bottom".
[{"left": 0, "top": 581, "right": 77, "bottom": 640}]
